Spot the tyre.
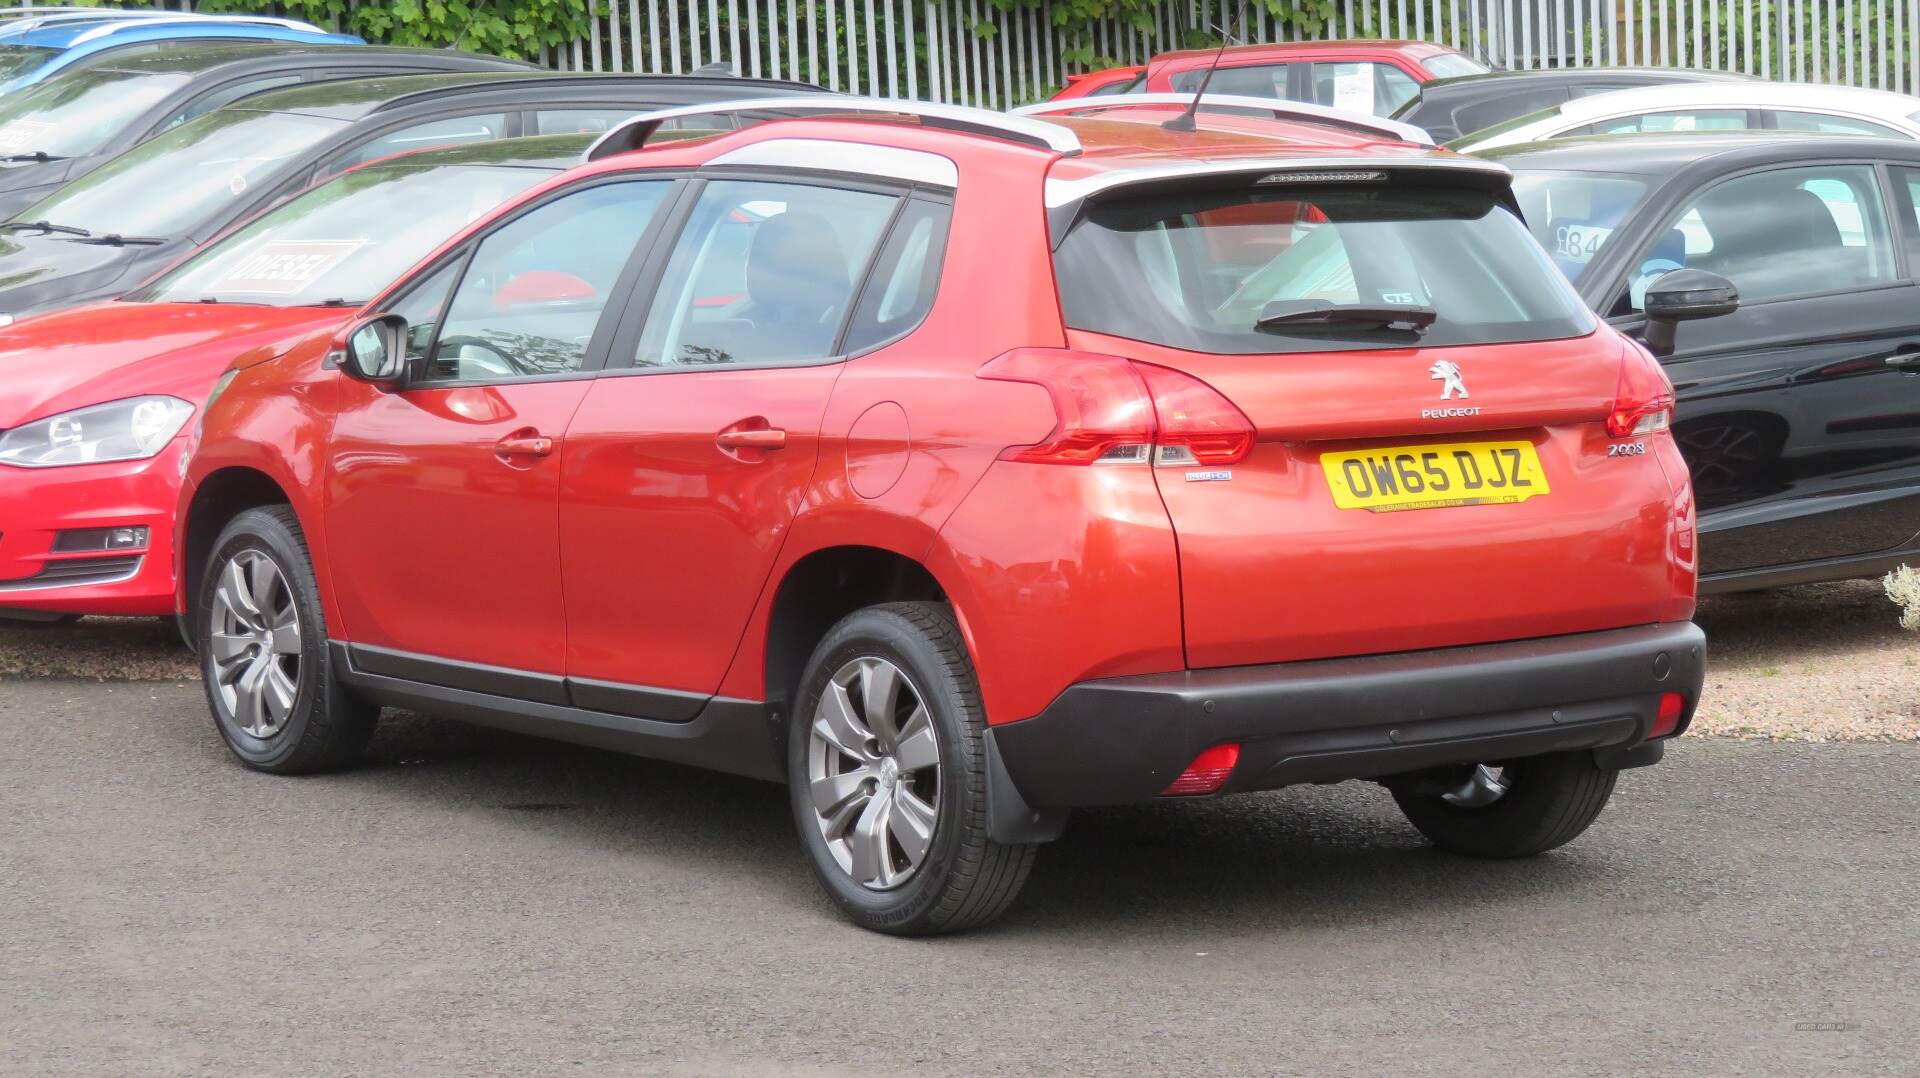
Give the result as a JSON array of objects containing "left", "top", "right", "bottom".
[
  {"left": 788, "top": 601, "right": 1036, "bottom": 935},
  {"left": 1389, "top": 751, "right": 1619, "bottom": 859},
  {"left": 197, "top": 505, "right": 376, "bottom": 775}
]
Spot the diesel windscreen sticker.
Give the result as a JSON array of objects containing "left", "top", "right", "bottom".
[{"left": 212, "top": 240, "right": 365, "bottom": 295}]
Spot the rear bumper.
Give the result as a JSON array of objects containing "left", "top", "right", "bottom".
[{"left": 988, "top": 622, "right": 1705, "bottom": 812}]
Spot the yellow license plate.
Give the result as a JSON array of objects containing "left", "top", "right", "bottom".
[{"left": 1321, "top": 440, "right": 1550, "bottom": 513}]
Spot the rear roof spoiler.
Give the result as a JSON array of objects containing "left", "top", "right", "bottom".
[
  {"left": 1012, "top": 92, "right": 1436, "bottom": 147},
  {"left": 1041, "top": 153, "right": 1513, "bottom": 247}
]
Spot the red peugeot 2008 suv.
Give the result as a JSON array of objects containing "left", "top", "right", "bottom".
[{"left": 177, "top": 97, "right": 1703, "bottom": 935}]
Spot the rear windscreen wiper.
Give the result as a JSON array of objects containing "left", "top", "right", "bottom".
[
  {"left": 1, "top": 151, "right": 66, "bottom": 163},
  {"left": 1256, "top": 300, "right": 1438, "bottom": 332},
  {"left": 1, "top": 220, "right": 90, "bottom": 237}
]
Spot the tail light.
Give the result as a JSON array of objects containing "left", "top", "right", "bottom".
[
  {"left": 1607, "top": 342, "right": 1675, "bottom": 438},
  {"left": 1650, "top": 691, "right": 1688, "bottom": 739},
  {"left": 1161, "top": 743, "right": 1241, "bottom": 796},
  {"left": 979, "top": 348, "right": 1253, "bottom": 467}
]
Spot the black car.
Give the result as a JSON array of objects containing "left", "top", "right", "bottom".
[
  {"left": 1492, "top": 132, "right": 1920, "bottom": 591},
  {"left": 0, "top": 41, "right": 531, "bottom": 219},
  {"left": 0, "top": 70, "right": 826, "bottom": 322},
  {"left": 1392, "top": 67, "right": 1749, "bottom": 142}
]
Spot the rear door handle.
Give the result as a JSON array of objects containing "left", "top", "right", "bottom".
[
  {"left": 1885, "top": 345, "right": 1920, "bottom": 368},
  {"left": 495, "top": 434, "right": 555, "bottom": 458},
  {"left": 716, "top": 428, "right": 787, "bottom": 451}
]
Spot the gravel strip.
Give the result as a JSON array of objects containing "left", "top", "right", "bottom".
[
  {"left": 0, "top": 617, "right": 196, "bottom": 682},
  {"left": 4, "top": 580, "right": 1916, "bottom": 741},
  {"left": 1692, "top": 579, "right": 1919, "bottom": 742}
]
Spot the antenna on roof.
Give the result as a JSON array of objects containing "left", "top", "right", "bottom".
[
  {"left": 449, "top": 0, "right": 491, "bottom": 54},
  {"left": 1162, "top": 24, "right": 1235, "bottom": 133}
]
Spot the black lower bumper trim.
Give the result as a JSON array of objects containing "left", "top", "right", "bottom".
[{"left": 989, "top": 622, "right": 1705, "bottom": 809}]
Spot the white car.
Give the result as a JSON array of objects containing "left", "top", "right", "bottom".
[{"left": 1452, "top": 80, "right": 1920, "bottom": 152}]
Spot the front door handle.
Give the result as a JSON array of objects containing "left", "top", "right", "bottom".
[
  {"left": 495, "top": 433, "right": 555, "bottom": 458},
  {"left": 1885, "top": 344, "right": 1920, "bottom": 368},
  {"left": 716, "top": 427, "right": 787, "bottom": 451}
]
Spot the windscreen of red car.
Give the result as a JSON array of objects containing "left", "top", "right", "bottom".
[
  {"left": 1053, "top": 182, "right": 1595, "bottom": 354},
  {"left": 136, "top": 159, "right": 558, "bottom": 307}
]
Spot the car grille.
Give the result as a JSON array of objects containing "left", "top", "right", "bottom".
[{"left": 0, "top": 555, "right": 143, "bottom": 591}]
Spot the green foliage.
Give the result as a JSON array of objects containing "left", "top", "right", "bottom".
[
  {"left": 989, "top": 0, "right": 1343, "bottom": 70},
  {"left": 91, "top": 0, "right": 596, "bottom": 60}
]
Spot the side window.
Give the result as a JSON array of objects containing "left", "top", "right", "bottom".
[
  {"left": 1613, "top": 164, "right": 1896, "bottom": 314},
  {"left": 1580, "top": 109, "right": 1750, "bottom": 136},
  {"left": 533, "top": 108, "right": 730, "bottom": 136},
  {"left": 1455, "top": 88, "right": 1569, "bottom": 135},
  {"left": 420, "top": 181, "right": 670, "bottom": 383},
  {"left": 1310, "top": 62, "right": 1418, "bottom": 117},
  {"left": 842, "top": 200, "right": 952, "bottom": 355},
  {"left": 384, "top": 260, "right": 464, "bottom": 367},
  {"left": 1086, "top": 74, "right": 1146, "bottom": 97},
  {"left": 1173, "top": 63, "right": 1288, "bottom": 98},
  {"left": 317, "top": 113, "right": 511, "bottom": 180},
  {"left": 1889, "top": 167, "right": 1920, "bottom": 268},
  {"left": 164, "top": 75, "right": 302, "bottom": 130},
  {"left": 1772, "top": 110, "right": 1905, "bottom": 137},
  {"left": 634, "top": 180, "right": 900, "bottom": 368}
]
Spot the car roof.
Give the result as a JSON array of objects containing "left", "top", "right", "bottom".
[
  {"left": 1414, "top": 66, "right": 1748, "bottom": 97},
  {"left": 55, "top": 41, "right": 519, "bottom": 78},
  {"left": 1553, "top": 79, "right": 1920, "bottom": 121},
  {"left": 1478, "top": 130, "right": 1920, "bottom": 175},
  {"left": 238, "top": 71, "right": 827, "bottom": 121},
  {"left": 1152, "top": 39, "right": 1455, "bottom": 68},
  {"left": 366, "top": 131, "right": 597, "bottom": 172},
  {"left": 1044, "top": 108, "right": 1480, "bottom": 174},
  {"left": 3, "top": 18, "right": 349, "bottom": 49},
  {"left": 571, "top": 102, "right": 1500, "bottom": 202}
]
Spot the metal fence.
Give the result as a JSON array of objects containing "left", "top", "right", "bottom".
[
  {"left": 32, "top": 1, "right": 1920, "bottom": 105},
  {"left": 545, "top": 1, "right": 1920, "bottom": 105}
]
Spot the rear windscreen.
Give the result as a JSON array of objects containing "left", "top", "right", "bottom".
[{"left": 1053, "top": 183, "right": 1595, "bottom": 354}]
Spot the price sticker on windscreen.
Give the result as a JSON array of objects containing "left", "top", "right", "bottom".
[
  {"left": 212, "top": 240, "right": 365, "bottom": 296},
  {"left": 0, "top": 120, "right": 54, "bottom": 155},
  {"left": 1554, "top": 223, "right": 1612, "bottom": 265}
]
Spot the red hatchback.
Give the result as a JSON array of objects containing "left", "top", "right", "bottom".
[
  {"left": 178, "top": 97, "right": 1702, "bottom": 935},
  {"left": 0, "top": 136, "right": 589, "bottom": 624},
  {"left": 1058, "top": 39, "right": 1489, "bottom": 116}
]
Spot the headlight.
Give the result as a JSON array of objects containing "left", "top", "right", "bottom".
[{"left": 0, "top": 395, "right": 195, "bottom": 468}]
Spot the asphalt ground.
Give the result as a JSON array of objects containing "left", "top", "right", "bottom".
[
  {"left": 8, "top": 579, "right": 1917, "bottom": 741},
  {"left": 2, "top": 679, "right": 1915, "bottom": 1076}
]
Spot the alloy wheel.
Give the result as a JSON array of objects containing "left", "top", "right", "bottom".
[
  {"left": 806, "top": 656, "right": 941, "bottom": 890},
  {"left": 208, "top": 550, "right": 302, "bottom": 739},
  {"left": 1675, "top": 422, "right": 1770, "bottom": 497}
]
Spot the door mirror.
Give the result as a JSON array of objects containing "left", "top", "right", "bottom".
[
  {"left": 1642, "top": 268, "right": 1739, "bottom": 356},
  {"left": 340, "top": 313, "right": 409, "bottom": 384}
]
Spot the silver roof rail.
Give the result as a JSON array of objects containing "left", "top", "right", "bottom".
[
  {"left": 0, "top": 8, "right": 234, "bottom": 35},
  {"left": 1011, "top": 93, "right": 1434, "bottom": 147},
  {"left": 68, "top": 13, "right": 332, "bottom": 44},
  {"left": 583, "top": 95, "right": 1083, "bottom": 163},
  {"left": 0, "top": 7, "right": 175, "bottom": 20}
]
